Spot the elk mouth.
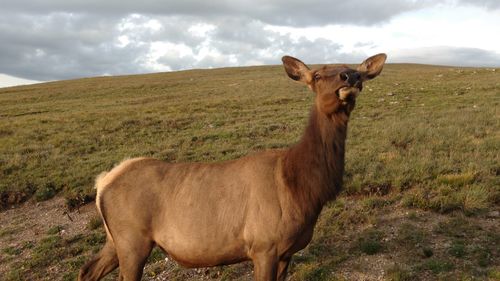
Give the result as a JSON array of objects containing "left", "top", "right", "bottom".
[{"left": 337, "top": 86, "right": 360, "bottom": 101}]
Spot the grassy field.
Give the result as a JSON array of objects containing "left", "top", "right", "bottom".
[{"left": 0, "top": 63, "right": 499, "bottom": 280}]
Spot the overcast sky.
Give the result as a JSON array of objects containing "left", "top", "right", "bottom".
[{"left": 1, "top": 0, "right": 499, "bottom": 87}]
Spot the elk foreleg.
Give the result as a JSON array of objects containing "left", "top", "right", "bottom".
[
  {"left": 276, "top": 257, "right": 291, "bottom": 281},
  {"left": 252, "top": 248, "right": 279, "bottom": 281}
]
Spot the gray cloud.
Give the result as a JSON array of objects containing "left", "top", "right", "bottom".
[
  {"left": 391, "top": 46, "right": 500, "bottom": 67},
  {"left": 0, "top": 0, "right": 499, "bottom": 82},
  {"left": 157, "top": 49, "right": 198, "bottom": 71},
  {"left": 0, "top": 11, "right": 366, "bottom": 81},
  {"left": 0, "top": 13, "right": 151, "bottom": 80},
  {"left": 0, "top": 13, "right": 219, "bottom": 80},
  {"left": 156, "top": 18, "right": 366, "bottom": 71},
  {"left": 5, "top": 0, "right": 489, "bottom": 27},
  {"left": 458, "top": 0, "right": 500, "bottom": 9},
  {"left": 1, "top": 0, "right": 430, "bottom": 27}
]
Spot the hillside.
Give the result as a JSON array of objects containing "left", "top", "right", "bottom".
[{"left": 0, "top": 64, "right": 499, "bottom": 280}]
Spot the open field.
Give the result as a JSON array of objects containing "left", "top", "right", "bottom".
[{"left": 0, "top": 64, "right": 499, "bottom": 280}]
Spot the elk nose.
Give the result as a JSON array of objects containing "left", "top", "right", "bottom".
[
  {"left": 349, "top": 72, "right": 361, "bottom": 86},
  {"left": 341, "top": 71, "right": 361, "bottom": 87}
]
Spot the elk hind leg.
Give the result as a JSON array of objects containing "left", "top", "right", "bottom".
[
  {"left": 115, "top": 234, "right": 154, "bottom": 281},
  {"left": 78, "top": 240, "right": 119, "bottom": 281}
]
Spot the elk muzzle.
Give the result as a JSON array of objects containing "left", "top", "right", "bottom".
[
  {"left": 338, "top": 71, "right": 363, "bottom": 102},
  {"left": 338, "top": 86, "right": 360, "bottom": 101}
]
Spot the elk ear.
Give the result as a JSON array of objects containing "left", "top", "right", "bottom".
[
  {"left": 282, "top": 56, "right": 312, "bottom": 84},
  {"left": 357, "top": 53, "right": 387, "bottom": 81}
]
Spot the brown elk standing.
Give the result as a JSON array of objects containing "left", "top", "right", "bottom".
[{"left": 79, "top": 53, "right": 386, "bottom": 281}]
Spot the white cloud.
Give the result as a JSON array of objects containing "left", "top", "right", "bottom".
[
  {"left": 390, "top": 46, "right": 500, "bottom": 66},
  {"left": 0, "top": 74, "right": 41, "bottom": 88},
  {"left": 266, "top": 4, "right": 500, "bottom": 64},
  {"left": 0, "top": 0, "right": 499, "bottom": 86}
]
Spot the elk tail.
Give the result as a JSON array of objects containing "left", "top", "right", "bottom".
[{"left": 78, "top": 172, "right": 118, "bottom": 281}]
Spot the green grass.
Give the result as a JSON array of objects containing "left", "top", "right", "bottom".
[
  {"left": 419, "top": 258, "right": 454, "bottom": 274},
  {"left": 2, "top": 246, "right": 22, "bottom": 256},
  {"left": 4, "top": 230, "right": 108, "bottom": 280},
  {"left": 357, "top": 229, "right": 384, "bottom": 255},
  {"left": 0, "top": 64, "right": 499, "bottom": 279},
  {"left": 86, "top": 215, "right": 103, "bottom": 230},
  {"left": 449, "top": 240, "right": 466, "bottom": 258},
  {"left": 395, "top": 222, "right": 428, "bottom": 250},
  {"left": 386, "top": 264, "right": 414, "bottom": 281},
  {"left": 0, "top": 227, "right": 18, "bottom": 238},
  {"left": 0, "top": 64, "right": 498, "bottom": 210},
  {"left": 292, "top": 262, "right": 332, "bottom": 281},
  {"left": 46, "top": 225, "right": 64, "bottom": 235}
]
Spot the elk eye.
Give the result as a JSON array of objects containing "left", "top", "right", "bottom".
[
  {"left": 314, "top": 73, "right": 321, "bottom": 81},
  {"left": 340, "top": 72, "right": 349, "bottom": 81}
]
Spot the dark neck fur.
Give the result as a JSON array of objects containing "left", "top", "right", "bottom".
[{"left": 282, "top": 105, "right": 349, "bottom": 216}]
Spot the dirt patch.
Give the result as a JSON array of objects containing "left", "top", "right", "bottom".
[
  {"left": 1, "top": 196, "right": 498, "bottom": 280},
  {"left": 338, "top": 254, "right": 395, "bottom": 281},
  {"left": 0, "top": 197, "right": 97, "bottom": 276}
]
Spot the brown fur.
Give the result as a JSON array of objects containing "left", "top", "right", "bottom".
[{"left": 79, "top": 54, "right": 386, "bottom": 281}]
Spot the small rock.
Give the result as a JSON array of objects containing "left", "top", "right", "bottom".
[
  {"left": 487, "top": 211, "right": 499, "bottom": 218},
  {"left": 377, "top": 98, "right": 385, "bottom": 102},
  {"left": 387, "top": 92, "right": 395, "bottom": 96}
]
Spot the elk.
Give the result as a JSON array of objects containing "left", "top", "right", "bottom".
[{"left": 79, "top": 53, "right": 387, "bottom": 281}]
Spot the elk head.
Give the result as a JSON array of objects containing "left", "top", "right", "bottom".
[{"left": 282, "top": 54, "right": 387, "bottom": 116}]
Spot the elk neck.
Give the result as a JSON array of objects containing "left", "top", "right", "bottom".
[{"left": 282, "top": 104, "right": 349, "bottom": 217}]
